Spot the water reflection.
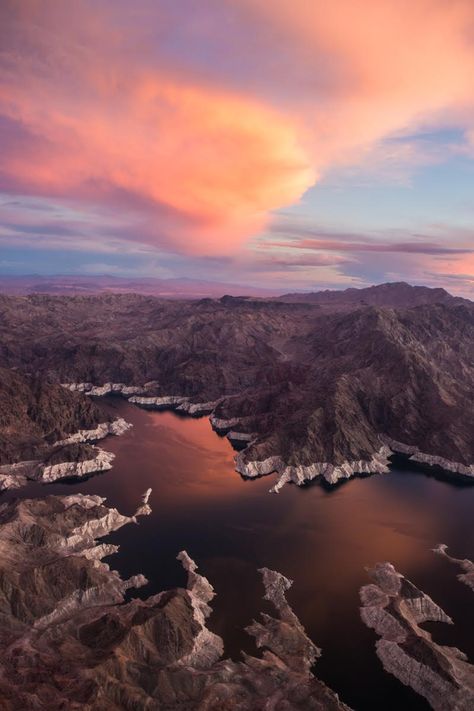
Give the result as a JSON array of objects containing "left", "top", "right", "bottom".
[{"left": 4, "top": 397, "right": 474, "bottom": 711}]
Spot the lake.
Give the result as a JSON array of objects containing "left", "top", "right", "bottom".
[{"left": 4, "top": 396, "right": 474, "bottom": 710}]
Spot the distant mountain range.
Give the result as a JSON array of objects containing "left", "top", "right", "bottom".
[
  {"left": 0, "top": 274, "right": 277, "bottom": 298},
  {"left": 1, "top": 274, "right": 469, "bottom": 305}
]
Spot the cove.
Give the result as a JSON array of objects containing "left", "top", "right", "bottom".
[{"left": 4, "top": 396, "right": 474, "bottom": 711}]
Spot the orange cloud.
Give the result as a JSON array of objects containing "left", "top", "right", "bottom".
[
  {"left": 243, "top": 0, "right": 474, "bottom": 167},
  {"left": 3, "top": 79, "right": 313, "bottom": 252}
]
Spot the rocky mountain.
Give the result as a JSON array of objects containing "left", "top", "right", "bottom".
[
  {"left": 0, "top": 283, "right": 472, "bottom": 489},
  {"left": 0, "top": 367, "right": 110, "bottom": 464},
  {"left": 277, "top": 281, "right": 469, "bottom": 309},
  {"left": 0, "top": 368, "right": 133, "bottom": 491},
  {"left": 1, "top": 489, "right": 472, "bottom": 709}
]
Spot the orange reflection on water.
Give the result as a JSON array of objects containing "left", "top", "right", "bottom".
[
  {"left": 101, "top": 404, "right": 275, "bottom": 512},
  {"left": 6, "top": 396, "right": 474, "bottom": 711}
]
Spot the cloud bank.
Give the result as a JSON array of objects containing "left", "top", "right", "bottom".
[{"left": 0, "top": 0, "right": 474, "bottom": 293}]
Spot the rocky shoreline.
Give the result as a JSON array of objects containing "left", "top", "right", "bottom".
[
  {"left": 55, "top": 417, "right": 131, "bottom": 444},
  {"left": 433, "top": 544, "right": 474, "bottom": 592},
  {"left": 1, "top": 289, "right": 472, "bottom": 495},
  {"left": 3, "top": 373, "right": 473, "bottom": 495},
  {"left": 63, "top": 382, "right": 222, "bottom": 416},
  {"left": 235, "top": 445, "right": 393, "bottom": 491},
  {"left": 61, "top": 381, "right": 474, "bottom": 492},
  {"left": 65, "top": 382, "right": 394, "bottom": 490},
  {"left": 0, "top": 417, "right": 131, "bottom": 491},
  {"left": 382, "top": 436, "right": 474, "bottom": 478}
]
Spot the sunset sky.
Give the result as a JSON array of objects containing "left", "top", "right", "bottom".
[{"left": 1, "top": 0, "right": 474, "bottom": 296}]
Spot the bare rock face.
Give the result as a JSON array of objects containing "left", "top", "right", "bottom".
[
  {"left": 382, "top": 437, "right": 474, "bottom": 479},
  {"left": 175, "top": 550, "right": 224, "bottom": 670},
  {"left": 360, "top": 562, "right": 474, "bottom": 710},
  {"left": 246, "top": 567, "right": 320, "bottom": 675},
  {"left": 39, "top": 446, "right": 116, "bottom": 483},
  {"left": 0, "top": 424, "right": 133, "bottom": 492},
  {"left": 0, "top": 444, "right": 115, "bottom": 491},
  {"left": 235, "top": 446, "right": 392, "bottom": 492},
  {"left": 55, "top": 417, "right": 132, "bottom": 445},
  {"left": 0, "top": 492, "right": 350, "bottom": 710}
]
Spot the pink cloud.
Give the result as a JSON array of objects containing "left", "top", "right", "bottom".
[
  {"left": 1, "top": 1, "right": 474, "bottom": 256},
  {"left": 269, "top": 238, "right": 473, "bottom": 256},
  {"left": 0, "top": 2, "right": 314, "bottom": 254},
  {"left": 245, "top": 0, "right": 474, "bottom": 165}
]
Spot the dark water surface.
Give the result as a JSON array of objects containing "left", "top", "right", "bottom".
[{"left": 5, "top": 397, "right": 474, "bottom": 710}]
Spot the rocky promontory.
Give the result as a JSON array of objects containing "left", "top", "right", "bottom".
[
  {"left": 360, "top": 561, "right": 474, "bottom": 710},
  {"left": 433, "top": 544, "right": 474, "bottom": 593}
]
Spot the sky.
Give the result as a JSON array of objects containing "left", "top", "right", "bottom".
[{"left": 0, "top": 0, "right": 474, "bottom": 296}]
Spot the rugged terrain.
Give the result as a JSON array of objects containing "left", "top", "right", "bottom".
[
  {"left": 0, "top": 491, "right": 349, "bottom": 710},
  {"left": 0, "top": 282, "right": 472, "bottom": 489},
  {"left": 0, "top": 368, "right": 111, "bottom": 464},
  {"left": 277, "top": 281, "right": 470, "bottom": 309},
  {"left": 0, "top": 489, "right": 472, "bottom": 710},
  {"left": 0, "top": 367, "right": 131, "bottom": 491}
]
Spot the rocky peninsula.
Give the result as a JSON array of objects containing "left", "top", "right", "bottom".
[{"left": 360, "top": 560, "right": 474, "bottom": 710}]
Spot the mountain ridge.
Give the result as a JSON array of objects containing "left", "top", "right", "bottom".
[
  {"left": 0, "top": 282, "right": 472, "bottom": 489},
  {"left": 0, "top": 275, "right": 470, "bottom": 304},
  {"left": 276, "top": 281, "right": 471, "bottom": 307}
]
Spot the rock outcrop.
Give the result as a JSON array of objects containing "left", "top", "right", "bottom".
[
  {"left": 433, "top": 545, "right": 474, "bottom": 593},
  {"left": 0, "top": 368, "right": 134, "bottom": 491},
  {"left": 0, "top": 416, "right": 132, "bottom": 492},
  {"left": 0, "top": 492, "right": 351, "bottom": 710},
  {"left": 235, "top": 445, "right": 392, "bottom": 491},
  {"left": 55, "top": 417, "right": 131, "bottom": 445},
  {"left": 0, "top": 367, "right": 113, "bottom": 464},
  {"left": 382, "top": 437, "right": 474, "bottom": 478},
  {"left": 0, "top": 445, "right": 115, "bottom": 491},
  {"left": 64, "top": 383, "right": 223, "bottom": 418},
  {"left": 360, "top": 562, "right": 474, "bottom": 710}
]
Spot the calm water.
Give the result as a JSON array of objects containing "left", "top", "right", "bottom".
[{"left": 4, "top": 397, "right": 474, "bottom": 710}]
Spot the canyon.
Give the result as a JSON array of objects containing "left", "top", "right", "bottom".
[
  {"left": 0, "top": 282, "right": 473, "bottom": 709},
  {"left": 0, "top": 283, "right": 473, "bottom": 490}
]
